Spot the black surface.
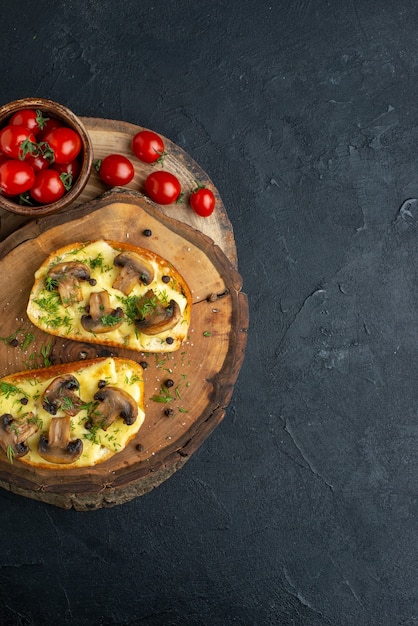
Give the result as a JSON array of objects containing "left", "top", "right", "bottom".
[{"left": 1, "top": 1, "right": 417, "bottom": 624}]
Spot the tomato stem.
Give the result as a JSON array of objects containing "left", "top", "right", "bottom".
[
  {"left": 18, "top": 193, "right": 34, "bottom": 206},
  {"left": 19, "top": 138, "right": 39, "bottom": 161},
  {"left": 38, "top": 141, "right": 55, "bottom": 163},
  {"left": 35, "top": 109, "right": 49, "bottom": 130},
  {"left": 192, "top": 180, "right": 206, "bottom": 193},
  {"left": 154, "top": 151, "right": 166, "bottom": 167},
  {"left": 60, "top": 172, "right": 73, "bottom": 191}
]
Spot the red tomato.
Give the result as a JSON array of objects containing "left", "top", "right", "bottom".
[
  {"left": 51, "top": 158, "right": 81, "bottom": 179},
  {"left": 26, "top": 153, "right": 50, "bottom": 173},
  {"left": 37, "top": 117, "right": 62, "bottom": 141},
  {"left": 97, "top": 154, "right": 134, "bottom": 186},
  {"left": 0, "top": 160, "right": 35, "bottom": 196},
  {"left": 43, "top": 127, "right": 82, "bottom": 164},
  {"left": 144, "top": 171, "right": 181, "bottom": 204},
  {"left": 190, "top": 186, "right": 215, "bottom": 217},
  {"left": 29, "top": 169, "right": 68, "bottom": 204},
  {"left": 0, "top": 125, "right": 37, "bottom": 160},
  {"left": 132, "top": 130, "right": 165, "bottom": 164},
  {"left": 9, "top": 108, "right": 49, "bottom": 135}
]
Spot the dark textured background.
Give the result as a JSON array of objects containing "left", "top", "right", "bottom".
[{"left": 1, "top": 1, "right": 418, "bottom": 624}]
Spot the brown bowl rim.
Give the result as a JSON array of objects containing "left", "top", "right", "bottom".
[{"left": 0, "top": 97, "right": 93, "bottom": 217}]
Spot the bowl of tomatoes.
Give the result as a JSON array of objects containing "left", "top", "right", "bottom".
[{"left": 0, "top": 97, "right": 93, "bottom": 217}]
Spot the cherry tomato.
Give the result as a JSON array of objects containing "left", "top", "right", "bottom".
[
  {"left": 0, "top": 160, "right": 35, "bottom": 196},
  {"left": 51, "top": 158, "right": 81, "bottom": 180},
  {"left": 0, "top": 125, "right": 37, "bottom": 160},
  {"left": 144, "top": 171, "right": 181, "bottom": 204},
  {"left": 9, "top": 108, "right": 48, "bottom": 135},
  {"left": 37, "top": 117, "right": 62, "bottom": 141},
  {"left": 29, "top": 169, "right": 68, "bottom": 204},
  {"left": 43, "top": 127, "right": 82, "bottom": 164},
  {"left": 26, "top": 153, "right": 50, "bottom": 173},
  {"left": 190, "top": 186, "right": 215, "bottom": 217},
  {"left": 132, "top": 130, "right": 165, "bottom": 164},
  {"left": 97, "top": 154, "right": 134, "bottom": 186}
]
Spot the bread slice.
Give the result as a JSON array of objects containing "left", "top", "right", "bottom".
[
  {"left": 0, "top": 357, "right": 145, "bottom": 469},
  {"left": 26, "top": 239, "right": 192, "bottom": 353}
]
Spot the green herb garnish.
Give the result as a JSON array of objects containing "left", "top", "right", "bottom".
[
  {"left": 40, "top": 341, "right": 52, "bottom": 366},
  {"left": 6, "top": 444, "right": 15, "bottom": 464},
  {"left": 150, "top": 384, "right": 174, "bottom": 403},
  {"left": 0, "top": 382, "right": 26, "bottom": 399}
]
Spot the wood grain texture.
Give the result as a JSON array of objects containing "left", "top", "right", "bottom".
[{"left": 0, "top": 190, "right": 248, "bottom": 509}]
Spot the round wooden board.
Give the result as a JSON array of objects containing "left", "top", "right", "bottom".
[{"left": 0, "top": 118, "right": 248, "bottom": 510}]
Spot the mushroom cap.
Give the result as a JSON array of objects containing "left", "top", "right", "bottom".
[
  {"left": 0, "top": 412, "right": 39, "bottom": 459},
  {"left": 42, "top": 374, "right": 84, "bottom": 416},
  {"left": 112, "top": 251, "right": 155, "bottom": 294},
  {"left": 37, "top": 416, "right": 83, "bottom": 464},
  {"left": 91, "top": 386, "right": 138, "bottom": 430},
  {"left": 81, "top": 290, "right": 124, "bottom": 334},
  {"left": 47, "top": 261, "right": 91, "bottom": 306},
  {"left": 47, "top": 261, "right": 91, "bottom": 282},
  {"left": 135, "top": 289, "right": 181, "bottom": 335}
]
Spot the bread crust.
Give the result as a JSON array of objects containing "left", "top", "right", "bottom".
[{"left": 1, "top": 355, "right": 134, "bottom": 385}]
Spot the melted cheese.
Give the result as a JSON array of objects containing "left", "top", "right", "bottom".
[
  {"left": 0, "top": 358, "right": 145, "bottom": 469},
  {"left": 27, "top": 240, "right": 192, "bottom": 352}
]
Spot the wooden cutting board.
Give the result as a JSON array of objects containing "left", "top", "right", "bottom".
[{"left": 0, "top": 119, "right": 248, "bottom": 510}]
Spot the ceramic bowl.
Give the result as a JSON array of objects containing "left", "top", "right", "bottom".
[{"left": 0, "top": 97, "right": 93, "bottom": 217}]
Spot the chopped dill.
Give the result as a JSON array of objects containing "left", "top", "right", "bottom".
[
  {"left": 6, "top": 444, "right": 15, "bottom": 464},
  {"left": 150, "top": 384, "right": 173, "bottom": 403},
  {"left": 0, "top": 382, "right": 26, "bottom": 399},
  {"left": 33, "top": 291, "right": 61, "bottom": 315}
]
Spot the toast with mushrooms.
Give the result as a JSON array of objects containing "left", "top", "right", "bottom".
[
  {"left": 0, "top": 357, "right": 145, "bottom": 469},
  {"left": 26, "top": 239, "right": 192, "bottom": 353}
]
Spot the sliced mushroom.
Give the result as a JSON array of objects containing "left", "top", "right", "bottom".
[
  {"left": 89, "top": 386, "right": 138, "bottom": 430},
  {"left": 0, "top": 413, "right": 39, "bottom": 459},
  {"left": 81, "top": 290, "right": 124, "bottom": 334},
  {"left": 42, "top": 374, "right": 85, "bottom": 416},
  {"left": 135, "top": 289, "right": 181, "bottom": 335},
  {"left": 37, "top": 416, "right": 83, "bottom": 464},
  {"left": 112, "top": 251, "right": 154, "bottom": 294},
  {"left": 47, "top": 261, "right": 91, "bottom": 307}
]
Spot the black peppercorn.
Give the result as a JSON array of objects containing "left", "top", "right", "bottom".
[
  {"left": 166, "top": 337, "right": 174, "bottom": 345},
  {"left": 165, "top": 379, "right": 174, "bottom": 388},
  {"left": 20, "top": 397, "right": 28, "bottom": 405},
  {"left": 139, "top": 361, "right": 148, "bottom": 369},
  {"left": 9, "top": 338, "right": 18, "bottom": 348},
  {"left": 164, "top": 407, "right": 174, "bottom": 417},
  {"left": 143, "top": 229, "right": 152, "bottom": 237},
  {"left": 162, "top": 275, "right": 170, "bottom": 283},
  {"left": 98, "top": 379, "right": 107, "bottom": 388}
]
